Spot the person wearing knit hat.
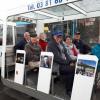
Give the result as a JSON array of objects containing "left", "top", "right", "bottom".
[
  {"left": 25, "top": 33, "right": 41, "bottom": 70},
  {"left": 30, "top": 33, "right": 37, "bottom": 37}
]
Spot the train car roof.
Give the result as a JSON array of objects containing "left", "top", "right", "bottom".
[{"left": 5, "top": 0, "right": 100, "bottom": 22}]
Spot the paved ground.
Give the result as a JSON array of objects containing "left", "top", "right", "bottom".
[
  {"left": 0, "top": 76, "right": 100, "bottom": 100},
  {"left": 0, "top": 77, "right": 37, "bottom": 100},
  {"left": 0, "top": 80, "right": 17, "bottom": 100}
]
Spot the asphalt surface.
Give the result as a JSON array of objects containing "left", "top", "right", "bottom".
[
  {"left": 0, "top": 76, "right": 100, "bottom": 100},
  {"left": 0, "top": 80, "right": 17, "bottom": 100},
  {"left": 0, "top": 77, "right": 37, "bottom": 100}
]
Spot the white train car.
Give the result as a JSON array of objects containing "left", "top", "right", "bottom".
[{"left": 1, "top": 0, "right": 100, "bottom": 100}]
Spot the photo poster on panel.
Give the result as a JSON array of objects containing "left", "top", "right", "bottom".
[
  {"left": 14, "top": 50, "right": 26, "bottom": 85},
  {"left": 37, "top": 52, "right": 54, "bottom": 94},
  {"left": 71, "top": 54, "right": 98, "bottom": 100}
]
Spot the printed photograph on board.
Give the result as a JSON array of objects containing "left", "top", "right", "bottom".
[
  {"left": 40, "top": 55, "right": 52, "bottom": 69},
  {"left": 16, "top": 53, "right": 24, "bottom": 64},
  {"left": 76, "top": 59, "right": 96, "bottom": 77}
]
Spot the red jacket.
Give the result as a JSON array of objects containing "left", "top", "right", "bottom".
[{"left": 39, "top": 39, "right": 48, "bottom": 51}]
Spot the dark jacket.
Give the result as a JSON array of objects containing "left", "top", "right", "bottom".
[
  {"left": 47, "top": 39, "right": 71, "bottom": 74},
  {"left": 47, "top": 40, "right": 70, "bottom": 65},
  {"left": 73, "top": 39, "right": 91, "bottom": 54},
  {"left": 14, "top": 38, "right": 27, "bottom": 53},
  {"left": 25, "top": 41, "right": 41, "bottom": 63}
]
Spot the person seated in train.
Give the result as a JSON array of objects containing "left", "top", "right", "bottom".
[
  {"left": 25, "top": 33, "right": 41, "bottom": 70},
  {"left": 47, "top": 30, "right": 75, "bottom": 96},
  {"left": 38, "top": 33, "right": 48, "bottom": 51},
  {"left": 73, "top": 32, "right": 91, "bottom": 54},
  {"left": 63, "top": 35, "right": 79, "bottom": 61},
  {"left": 14, "top": 32, "right": 30, "bottom": 53}
]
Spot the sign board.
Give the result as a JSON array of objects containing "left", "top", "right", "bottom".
[
  {"left": 27, "top": 0, "right": 80, "bottom": 11},
  {"left": 14, "top": 50, "right": 26, "bottom": 84},
  {"left": 8, "top": 0, "right": 80, "bottom": 18},
  {"left": 71, "top": 54, "right": 98, "bottom": 100},
  {"left": 37, "top": 52, "right": 54, "bottom": 94}
]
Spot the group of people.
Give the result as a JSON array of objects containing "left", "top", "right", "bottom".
[
  {"left": 14, "top": 32, "right": 48, "bottom": 69},
  {"left": 14, "top": 30, "right": 91, "bottom": 96},
  {"left": 47, "top": 31, "right": 91, "bottom": 96}
]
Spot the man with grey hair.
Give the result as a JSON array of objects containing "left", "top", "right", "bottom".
[{"left": 14, "top": 32, "right": 30, "bottom": 53}]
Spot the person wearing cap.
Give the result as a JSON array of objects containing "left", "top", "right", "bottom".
[
  {"left": 47, "top": 31, "right": 69, "bottom": 72},
  {"left": 25, "top": 33, "right": 41, "bottom": 70},
  {"left": 73, "top": 32, "right": 91, "bottom": 54},
  {"left": 14, "top": 32, "right": 30, "bottom": 53},
  {"left": 47, "top": 31, "right": 74, "bottom": 96}
]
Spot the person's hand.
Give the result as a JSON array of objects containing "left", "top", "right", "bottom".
[{"left": 70, "top": 62, "right": 75, "bottom": 67}]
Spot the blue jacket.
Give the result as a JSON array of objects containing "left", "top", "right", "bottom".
[
  {"left": 91, "top": 44, "right": 100, "bottom": 69},
  {"left": 91, "top": 44, "right": 100, "bottom": 59}
]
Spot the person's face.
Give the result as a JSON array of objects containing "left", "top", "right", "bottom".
[
  {"left": 31, "top": 37, "right": 38, "bottom": 44},
  {"left": 24, "top": 32, "right": 30, "bottom": 41},
  {"left": 40, "top": 33, "right": 46, "bottom": 40},
  {"left": 65, "top": 37, "right": 71, "bottom": 45},
  {"left": 74, "top": 34, "right": 80, "bottom": 40},
  {"left": 53, "top": 35, "right": 62, "bottom": 43},
  {"left": 44, "top": 57, "right": 48, "bottom": 62}
]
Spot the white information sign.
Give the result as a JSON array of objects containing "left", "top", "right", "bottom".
[
  {"left": 71, "top": 54, "right": 98, "bottom": 100},
  {"left": 37, "top": 52, "right": 54, "bottom": 94},
  {"left": 14, "top": 50, "right": 26, "bottom": 85}
]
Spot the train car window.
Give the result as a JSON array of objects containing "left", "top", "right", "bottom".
[
  {"left": 14, "top": 26, "right": 17, "bottom": 45},
  {"left": 6, "top": 25, "right": 13, "bottom": 45},
  {"left": 47, "top": 17, "right": 100, "bottom": 47},
  {"left": 16, "top": 25, "right": 26, "bottom": 43},
  {"left": 16, "top": 23, "right": 36, "bottom": 43},
  {"left": 77, "top": 17, "right": 99, "bottom": 47},
  {"left": 0, "top": 24, "right": 3, "bottom": 45}
]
